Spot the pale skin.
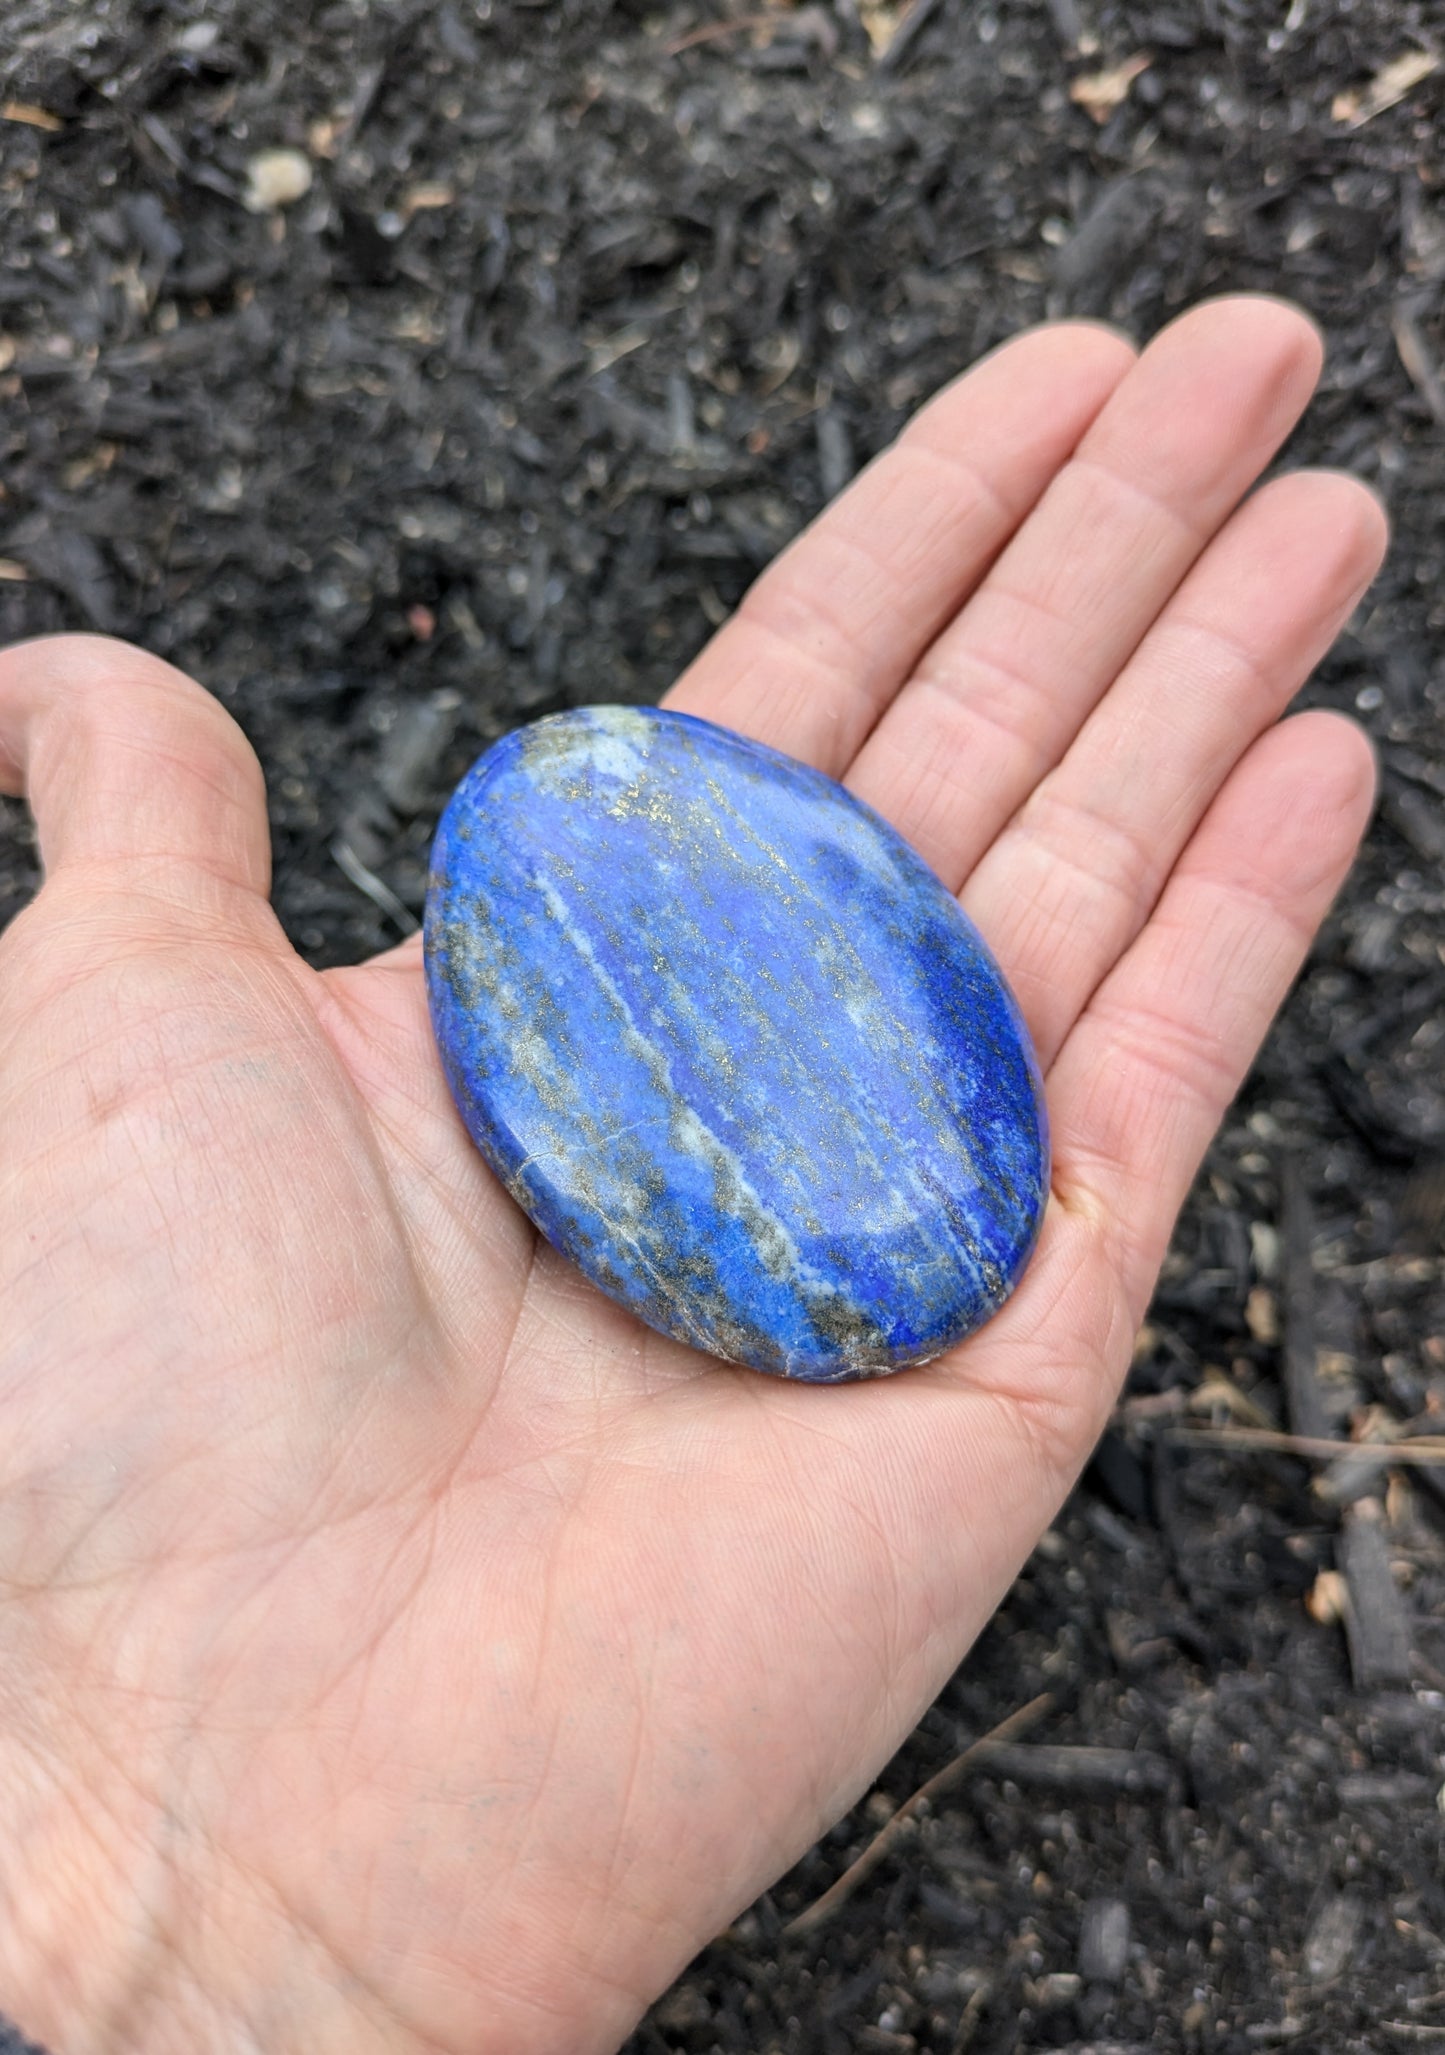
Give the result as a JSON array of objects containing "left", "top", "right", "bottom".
[{"left": 0, "top": 296, "right": 1387, "bottom": 2054}]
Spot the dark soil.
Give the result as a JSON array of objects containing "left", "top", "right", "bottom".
[{"left": 3, "top": 2, "right": 1445, "bottom": 2049}]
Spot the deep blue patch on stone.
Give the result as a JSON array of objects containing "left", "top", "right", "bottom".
[{"left": 424, "top": 707, "right": 1048, "bottom": 1382}]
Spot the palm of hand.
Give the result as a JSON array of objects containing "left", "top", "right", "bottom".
[{"left": 0, "top": 301, "right": 1384, "bottom": 2055}]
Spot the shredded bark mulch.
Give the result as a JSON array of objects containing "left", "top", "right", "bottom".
[{"left": 3, "top": 3, "right": 1444, "bottom": 2049}]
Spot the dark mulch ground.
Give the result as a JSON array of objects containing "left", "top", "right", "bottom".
[{"left": 3, "top": 2, "right": 1445, "bottom": 2049}]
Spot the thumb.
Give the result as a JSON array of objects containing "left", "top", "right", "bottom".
[{"left": 0, "top": 634, "right": 272, "bottom": 903}]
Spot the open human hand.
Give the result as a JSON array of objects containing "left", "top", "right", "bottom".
[{"left": 0, "top": 297, "right": 1385, "bottom": 2055}]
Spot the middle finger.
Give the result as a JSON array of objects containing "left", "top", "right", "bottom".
[
  {"left": 965, "top": 465, "right": 1387, "bottom": 1070},
  {"left": 843, "top": 296, "right": 1325, "bottom": 889}
]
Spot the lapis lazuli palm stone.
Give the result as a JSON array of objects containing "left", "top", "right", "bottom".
[{"left": 424, "top": 706, "right": 1048, "bottom": 1382}]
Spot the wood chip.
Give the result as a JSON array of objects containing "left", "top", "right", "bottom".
[
  {"left": 1079, "top": 1896, "right": 1131, "bottom": 1984},
  {"left": 1188, "top": 1368, "right": 1275, "bottom": 1430},
  {"left": 1339, "top": 1502, "right": 1412, "bottom": 1687},
  {"left": 1307, "top": 1569, "right": 1347, "bottom": 1624},
  {"left": 0, "top": 560, "right": 29, "bottom": 582},
  {"left": 1069, "top": 54, "right": 1151, "bottom": 124},
  {"left": 859, "top": 0, "right": 906, "bottom": 56},
  {"left": 1317, "top": 1445, "right": 1395, "bottom": 1506},
  {"left": 1305, "top": 1891, "right": 1363, "bottom": 1982},
  {"left": 1393, "top": 302, "right": 1445, "bottom": 424},
  {"left": 1, "top": 101, "right": 64, "bottom": 131},
  {"left": 1245, "top": 1285, "right": 1280, "bottom": 1345},
  {"left": 243, "top": 147, "right": 314, "bottom": 214},
  {"left": 1281, "top": 1151, "right": 1330, "bottom": 1442},
  {"left": 966, "top": 1742, "right": 1177, "bottom": 1797},
  {"left": 403, "top": 181, "right": 456, "bottom": 216},
  {"left": 1338, "top": 1772, "right": 1438, "bottom": 1805},
  {"left": 1332, "top": 50, "right": 1439, "bottom": 129}
]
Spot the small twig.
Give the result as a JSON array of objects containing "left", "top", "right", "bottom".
[
  {"left": 663, "top": 12, "right": 781, "bottom": 56},
  {"left": 332, "top": 838, "right": 420, "bottom": 937},
  {"left": 784, "top": 1692, "right": 1052, "bottom": 1938},
  {"left": 1165, "top": 1425, "right": 1445, "bottom": 1467}
]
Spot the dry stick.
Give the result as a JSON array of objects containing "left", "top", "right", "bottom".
[
  {"left": 784, "top": 1692, "right": 1053, "bottom": 1938},
  {"left": 1165, "top": 1425, "right": 1445, "bottom": 1467}
]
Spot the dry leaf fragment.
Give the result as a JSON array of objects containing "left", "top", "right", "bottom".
[
  {"left": 1069, "top": 53, "right": 1151, "bottom": 123},
  {"left": 1332, "top": 50, "right": 1438, "bottom": 128},
  {"left": 1, "top": 101, "right": 64, "bottom": 131}
]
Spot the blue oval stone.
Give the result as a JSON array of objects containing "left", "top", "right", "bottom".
[{"left": 424, "top": 707, "right": 1048, "bottom": 1381}]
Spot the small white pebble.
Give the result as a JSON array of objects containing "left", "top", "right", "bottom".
[{"left": 243, "top": 147, "right": 313, "bottom": 214}]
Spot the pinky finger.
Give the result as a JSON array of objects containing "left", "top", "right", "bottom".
[{"left": 1046, "top": 709, "right": 1376, "bottom": 1328}]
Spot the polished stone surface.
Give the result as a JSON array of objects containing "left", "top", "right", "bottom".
[{"left": 424, "top": 706, "right": 1048, "bottom": 1381}]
